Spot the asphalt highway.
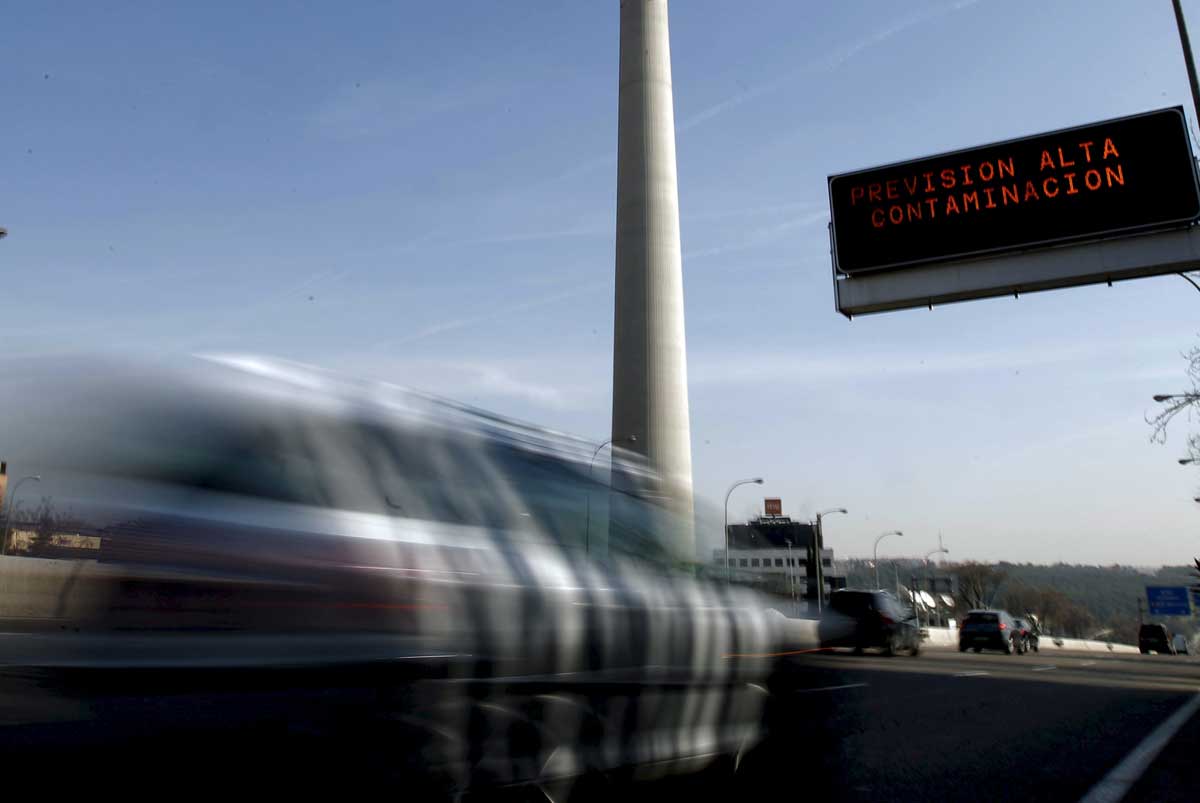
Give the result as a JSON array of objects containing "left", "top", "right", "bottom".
[
  {"left": 0, "top": 642, "right": 1195, "bottom": 800},
  {"left": 733, "top": 646, "right": 1200, "bottom": 802}
]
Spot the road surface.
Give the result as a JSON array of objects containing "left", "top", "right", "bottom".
[
  {"left": 0, "top": 640, "right": 1195, "bottom": 800},
  {"left": 733, "top": 646, "right": 1199, "bottom": 802}
]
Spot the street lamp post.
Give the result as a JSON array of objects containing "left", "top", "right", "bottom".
[
  {"left": 724, "top": 478, "right": 763, "bottom": 582},
  {"left": 1, "top": 474, "right": 41, "bottom": 555},
  {"left": 785, "top": 541, "right": 796, "bottom": 614},
  {"left": 923, "top": 544, "right": 950, "bottom": 627},
  {"left": 873, "top": 530, "right": 903, "bottom": 590},
  {"left": 813, "top": 508, "right": 847, "bottom": 614},
  {"left": 584, "top": 435, "right": 636, "bottom": 555}
]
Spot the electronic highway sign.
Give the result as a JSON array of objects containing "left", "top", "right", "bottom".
[
  {"left": 829, "top": 108, "right": 1200, "bottom": 316},
  {"left": 1146, "top": 585, "right": 1193, "bottom": 617}
]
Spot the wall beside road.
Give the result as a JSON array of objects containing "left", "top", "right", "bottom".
[
  {"left": 0, "top": 555, "right": 107, "bottom": 621},
  {"left": 923, "top": 627, "right": 1139, "bottom": 654}
]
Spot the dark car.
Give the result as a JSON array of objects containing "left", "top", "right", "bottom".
[
  {"left": 1139, "top": 623, "right": 1176, "bottom": 655},
  {"left": 829, "top": 589, "right": 922, "bottom": 656},
  {"left": 1013, "top": 617, "right": 1039, "bottom": 654},
  {"left": 959, "top": 609, "right": 1021, "bottom": 654}
]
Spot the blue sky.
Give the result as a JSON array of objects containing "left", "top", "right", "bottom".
[{"left": 4, "top": 0, "right": 1200, "bottom": 565}]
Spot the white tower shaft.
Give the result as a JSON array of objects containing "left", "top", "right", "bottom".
[{"left": 612, "top": 0, "right": 695, "bottom": 561}]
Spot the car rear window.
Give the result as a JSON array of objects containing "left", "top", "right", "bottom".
[
  {"left": 966, "top": 613, "right": 998, "bottom": 624},
  {"left": 831, "top": 592, "right": 873, "bottom": 615}
]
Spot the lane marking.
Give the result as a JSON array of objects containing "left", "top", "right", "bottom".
[
  {"left": 1081, "top": 661, "right": 1096, "bottom": 667},
  {"left": 1032, "top": 665, "right": 1057, "bottom": 672},
  {"left": 954, "top": 671, "right": 990, "bottom": 677},
  {"left": 794, "top": 683, "right": 868, "bottom": 694},
  {"left": 1077, "top": 692, "right": 1200, "bottom": 803}
]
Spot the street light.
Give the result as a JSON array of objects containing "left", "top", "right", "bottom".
[
  {"left": 1153, "top": 394, "right": 1200, "bottom": 402},
  {"left": 923, "top": 544, "right": 950, "bottom": 627},
  {"left": 584, "top": 435, "right": 636, "bottom": 555},
  {"left": 724, "top": 477, "right": 763, "bottom": 582},
  {"left": 873, "top": 530, "right": 903, "bottom": 590},
  {"left": 1, "top": 474, "right": 41, "bottom": 555},
  {"left": 813, "top": 508, "right": 848, "bottom": 613},
  {"left": 1179, "top": 458, "right": 1196, "bottom": 465}
]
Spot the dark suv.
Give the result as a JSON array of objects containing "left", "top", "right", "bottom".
[
  {"left": 829, "top": 589, "right": 922, "bottom": 656},
  {"left": 959, "top": 609, "right": 1020, "bottom": 654},
  {"left": 1139, "top": 623, "right": 1176, "bottom": 655}
]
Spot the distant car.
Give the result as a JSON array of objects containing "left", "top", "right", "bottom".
[
  {"left": 1171, "top": 634, "right": 1189, "bottom": 655},
  {"left": 1139, "top": 624, "right": 1176, "bottom": 655},
  {"left": 828, "top": 589, "right": 922, "bottom": 656},
  {"left": 1013, "top": 617, "right": 1039, "bottom": 654},
  {"left": 958, "top": 609, "right": 1020, "bottom": 655}
]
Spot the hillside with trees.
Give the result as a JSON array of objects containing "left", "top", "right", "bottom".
[{"left": 835, "top": 559, "right": 1197, "bottom": 644}]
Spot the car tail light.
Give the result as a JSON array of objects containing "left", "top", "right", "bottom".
[
  {"left": 999, "top": 622, "right": 1007, "bottom": 630},
  {"left": 879, "top": 613, "right": 894, "bottom": 625}
]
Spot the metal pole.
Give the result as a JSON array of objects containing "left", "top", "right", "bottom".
[
  {"left": 725, "top": 498, "right": 729, "bottom": 582},
  {"left": 584, "top": 438, "right": 613, "bottom": 556},
  {"left": 814, "top": 515, "right": 824, "bottom": 614},
  {"left": 1, "top": 475, "right": 41, "bottom": 556},
  {"left": 923, "top": 545, "right": 949, "bottom": 627},
  {"left": 585, "top": 436, "right": 635, "bottom": 556},
  {"left": 873, "top": 531, "right": 902, "bottom": 589},
  {"left": 786, "top": 542, "right": 795, "bottom": 615},
  {"left": 810, "top": 508, "right": 847, "bottom": 613},
  {"left": 926, "top": 560, "right": 933, "bottom": 627},
  {"left": 724, "top": 478, "right": 763, "bottom": 583},
  {"left": 1173, "top": 0, "right": 1200, "bottom": 134}
]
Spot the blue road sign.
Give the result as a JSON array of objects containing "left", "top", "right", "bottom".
[{"left": 1146, "top": 586, "right": 1193, "bottom": 617}]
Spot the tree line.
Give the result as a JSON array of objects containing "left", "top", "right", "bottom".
[{"left": 838, "top": 558, "right": 1196, "bottom": 644}]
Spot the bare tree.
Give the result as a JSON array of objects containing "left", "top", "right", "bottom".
[
  {"left": 1148, "top": 343, "right": 1200, "bottom": 446},
  {"left": 952, "top": 562, "right": 1007, "bottom": 610},
  {"left": 1001, "top": 585, "right": 1095, "bottom": 638},
  {"left": 1148, "top": 346, "right": 1200, "bottom": 571}
]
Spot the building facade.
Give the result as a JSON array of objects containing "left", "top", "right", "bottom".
[{"left": 715, "top": 516, "right": 845, "bottom": 599}]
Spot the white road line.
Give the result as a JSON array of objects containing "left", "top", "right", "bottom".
[
  {"left": 1081, "top": 661, "right": 1096, "bottom": 667},
  {"left": 1077, "top": 693, "right": 1200, "bottom": 803},
  {"left": 954, "top": 671, "right": 990, "bottom": 677},
  {"left": 1032, "top": 665, "right": 1057, "bottom": 672},
  {"left": 794, "top": 683, "right": 868, "bottom": 694}
]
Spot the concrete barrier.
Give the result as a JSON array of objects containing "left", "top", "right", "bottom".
[
  {"left": 922, "top": 626, "right": 1138, "bottom": 654},
  {"left": 0, "top": 554, "right": 111, "bottom": 621}
]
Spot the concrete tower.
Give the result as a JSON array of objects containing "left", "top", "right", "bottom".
[{"left": 611, "top": 0, "right": 695, "bottom": 561}]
